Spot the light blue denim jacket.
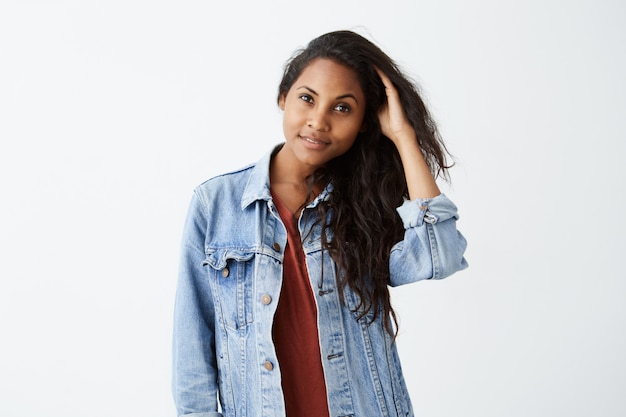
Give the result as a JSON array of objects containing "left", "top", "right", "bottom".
[{"left": 173, "top": 147, "right": 468, "bottom": 417}]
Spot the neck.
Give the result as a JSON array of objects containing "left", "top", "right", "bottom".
[
  {"left": 270, "top": 146, "right": 316, "bottom": 186},
  {"left": 270, "top": 147, "right": 324, "bottom": 213}
]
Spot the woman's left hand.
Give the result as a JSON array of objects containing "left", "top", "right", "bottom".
[
  {"left": 375, "top": 67, "right": 416, "bottom": 147},
  {"left": 375, "top": 67, "right": 441, "bottom": 199}
]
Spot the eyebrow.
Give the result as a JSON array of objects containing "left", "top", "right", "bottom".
[{"left": 297, "top": 86, "right": 360, "bottom": 104}]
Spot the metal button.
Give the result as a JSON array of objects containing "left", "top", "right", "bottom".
[
  {"left": 272, "top": 242, "right": 281, "bottom": 251},
  {"left": 263, "top": 360, "right": 273, "bottom": 371},
  {"left": 221, "top": 267, "right": 229, "bottom": 278},
  {"left": 261, "top": 294, "right": 272, "bottom": 305}
]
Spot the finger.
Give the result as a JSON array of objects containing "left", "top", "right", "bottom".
[
  {"left": 374, "top": 66, "right": 391, "bottom": 87},
  {"left": 374, "top": 66, "right": 400, "bottom": 99}
]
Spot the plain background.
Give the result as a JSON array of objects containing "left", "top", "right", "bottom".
[{"left": 1, "top": 0, "right": 624, "bottom": 416}]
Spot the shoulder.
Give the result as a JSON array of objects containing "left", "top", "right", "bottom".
[
  {"left": 191, "top": 145, "right": 277, "bottom": 211},
  {"left": 193, "top": 162, "right": 253, "bottom": 199},
  {"left": 197, "top": 163, "right": 255, "bottom": 189}
]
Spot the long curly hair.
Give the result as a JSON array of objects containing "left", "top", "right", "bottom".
[{"left": 277, "top": 30, "right": 451, "bottom": 336}]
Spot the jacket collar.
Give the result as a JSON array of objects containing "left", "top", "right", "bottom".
[{"left": 240, "top": 145, "right": 277, "bottom": 210}]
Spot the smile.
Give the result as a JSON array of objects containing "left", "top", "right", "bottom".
[{"left": 300, "top": 135, "right": 328, "bottom": 145}]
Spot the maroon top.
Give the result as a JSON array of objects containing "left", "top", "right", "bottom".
[{"left": 271, "top": 193, "right": 330, "bottom": 417}]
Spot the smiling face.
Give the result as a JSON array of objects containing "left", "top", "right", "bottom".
[{"left": 277, "top": 58, "right": 367, "bottom": 175}]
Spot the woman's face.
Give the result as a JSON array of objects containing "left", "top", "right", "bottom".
[{"left": 279, "top": 58, "right": 366, "bottom": 171}]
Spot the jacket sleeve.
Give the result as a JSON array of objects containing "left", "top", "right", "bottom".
[
  {"left": 172, "top": 192, "right": 223, "bottom": 417},
  {"left": 389, "top": 193, "right": 468, "bottom": 286}
]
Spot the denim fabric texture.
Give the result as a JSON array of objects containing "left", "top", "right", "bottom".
[{"left": 173, "top": 146, "right": 468, "bottom": 417}]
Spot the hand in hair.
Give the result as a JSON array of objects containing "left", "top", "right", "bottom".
[
  {"left": 375, "top": 67, "right": 441, "bottom": 199},
  {"left": 375, "top": 67, "right": 416, "bottom": 147}
]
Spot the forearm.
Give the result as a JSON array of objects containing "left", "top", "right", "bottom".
[
  {"left": 390, "top": 194, "right": 468, "bottom": 285},
  {"left": 394, "top": 132, "right": 440, "bottom": 200}
]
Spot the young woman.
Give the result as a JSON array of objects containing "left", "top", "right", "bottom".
[{"left": 173, "top": 30, "right": 468, "bottom": 417}]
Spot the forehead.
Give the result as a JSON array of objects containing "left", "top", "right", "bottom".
[{"left": 294, "top": 59, "right": 364, "bottom": 97}]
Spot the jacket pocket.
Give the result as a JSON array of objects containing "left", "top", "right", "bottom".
[{"left": 203, "top": 247, "right": 256, "bottom": 331}]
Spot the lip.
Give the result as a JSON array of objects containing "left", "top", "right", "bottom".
[{"left": 299, "top": 134, "right": 330, "bottom": 147}]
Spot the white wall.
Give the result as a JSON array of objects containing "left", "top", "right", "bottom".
[{"left": 1, "top": 1, "right": 624, "bottom": 416}]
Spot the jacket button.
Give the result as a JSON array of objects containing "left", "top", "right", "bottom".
[
  {"left": 221, "top": 267, "right": 229, "bottom": 278},
  {"left": 272, "top": 242, "right": 281, "bottom": 251},
  {"left": 263, "top": 360, "right": 274, "bottom": 371},
  {"left": 261, "top": 294, "right": 272, "bottom": 305}
]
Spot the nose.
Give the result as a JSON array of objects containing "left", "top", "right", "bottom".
[{"left": 307, "top": 108, "right": 330, "bottom": 132}]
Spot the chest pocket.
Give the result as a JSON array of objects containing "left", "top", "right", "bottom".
[{"left": 203, "top": 247, "right": 255, "bottom": 331}]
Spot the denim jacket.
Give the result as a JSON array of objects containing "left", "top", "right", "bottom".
[{"left": 173, "top": 146, "right": 468, "bottom": 417}]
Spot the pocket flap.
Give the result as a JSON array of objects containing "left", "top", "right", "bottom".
[{"left": 203, "top": 247, "right": 255, "bottom": 270}]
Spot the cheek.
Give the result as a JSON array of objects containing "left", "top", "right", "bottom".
[
  {"left": 345, "top": 118, "right": 366, "bottom": 138},
  {"left": 339, "top": 132, "right": 359, "bottom": 152},
  {"left": 282, "top": 109, "right": 297, "bottom": 130}
]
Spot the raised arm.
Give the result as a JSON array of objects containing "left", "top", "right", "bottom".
[
  {"left": 375, "top": 67, "right": 440, "bottom": 200},
  {"left": 375, "top": 68, "right": 468, "bottom": 283}
]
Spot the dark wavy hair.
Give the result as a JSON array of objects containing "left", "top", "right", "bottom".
[{"left": 277, "top": 30, "right": 451, "bottom": 336}]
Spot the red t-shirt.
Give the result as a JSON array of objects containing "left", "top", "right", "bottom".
[{"left": 271, "top": 193, "right": 330, "bottom": 417}]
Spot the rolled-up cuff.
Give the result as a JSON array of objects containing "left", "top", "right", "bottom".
[{"left": 396, "top": 193, "right": 460, "bottom": 228}]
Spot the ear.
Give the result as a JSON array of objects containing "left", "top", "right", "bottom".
[{"left": 278, "top": 94, "right": 286, "bottom": 111}]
